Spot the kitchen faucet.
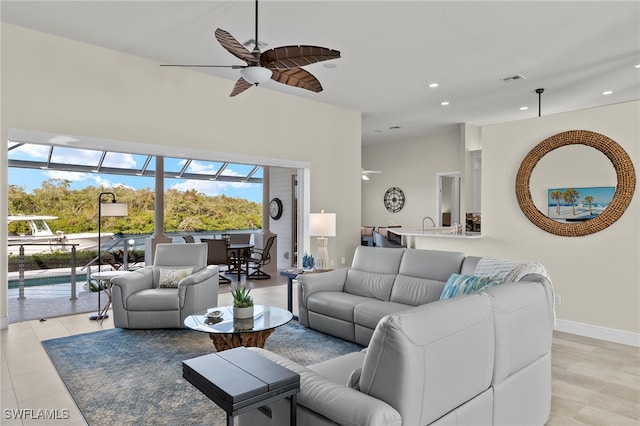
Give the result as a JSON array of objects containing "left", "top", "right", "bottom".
[{"left": 421, "top": 216, "right": 436, "bottom": 231}]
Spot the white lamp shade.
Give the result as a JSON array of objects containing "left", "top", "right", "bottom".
[
  {"left": 309, "top": 212, "right": 336, "bottom": 237},
  {"left": 101, "top": 202, "right": 128, "bottom": 217},
  {"left": 240, "top": 66, "right": 273, "bottom": 85}
]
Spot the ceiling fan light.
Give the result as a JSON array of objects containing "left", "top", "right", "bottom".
[{"left": 240, "top": 66, "right": 272, "bottom": 85}]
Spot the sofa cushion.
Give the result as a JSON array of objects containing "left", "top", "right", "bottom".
[
  {"left": 127, "top": 288, "right": 180, "bottom": 311},
  {"left": 389, "top": 275, "right": 446, "bottom": 306},
  {"left": 351, "top": 246, "right": 405, "bottom": 274},
  {"left": 344, "top": 269, "right": 396, "bottom": 301},
  {"left": 398, "top": 249, "right": 465, "bottom": 281},
  {"left": 359, "top": 296, "right": 494, "bottom": 426},
  {"left": 483, "top": 282, "right": 553, "bottom": 385},
  {"left": 439, "top": 274, "right": 504, "bottom": 300},
  {"left": 353, "top": 300, "right": 411, "bottom": 330},
  {"left": 307, "top": 291, "right": 371, "bottom": 322}
]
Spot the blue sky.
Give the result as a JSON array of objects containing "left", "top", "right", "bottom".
[
  {"left": 8, "top": 144, "right": 263, "bottom": 203},
  {"left": 547, "top": 186, "right": 615, "bottom": 206}
]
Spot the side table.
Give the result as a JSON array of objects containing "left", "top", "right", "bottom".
[
  {"left": 280, "top": 269, "right": 334, "bottom": 320},
  {"left": 89, "top": 270, "right": 132, "bottom": 323},
  {"left": 183, "top": 346, "right": 300, "bottom": 426}
]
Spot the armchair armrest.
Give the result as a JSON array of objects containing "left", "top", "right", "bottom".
[
  {"left": 297, "top": 268, "right": 348, "bottom": 309},
  {"left": 247, "top": 348, "right": 401, "bottom": 426},
  {"left": 178, "top": 266, "right": 218, "bottom": 308},
  {"left": 111, "top": 268, "right": 154, "bottom": 309},
  {"left": 179, "top": 265, "right": 218, "bottom": 287}
]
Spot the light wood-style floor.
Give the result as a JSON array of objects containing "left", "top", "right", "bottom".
[{"left": 2, "top": 279, "right": 639, "bottom": 425}]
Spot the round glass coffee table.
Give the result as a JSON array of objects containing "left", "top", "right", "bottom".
[{"left": 184, "top": 305, "right": 293, "bottom": 351}]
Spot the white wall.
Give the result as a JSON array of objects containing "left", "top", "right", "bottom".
[
  {"left": 361, "top": 130, "right": 461, "bottom": 228},
  {"left": 0, "top": 23, "right": 362, "bottom": 327},
  {"left": 364, "top": 101, "right": 640, "bottom": 341}
]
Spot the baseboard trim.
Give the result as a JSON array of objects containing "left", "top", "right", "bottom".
[{"left": 555, "top": 319, "right": 640, "bottom": 347}]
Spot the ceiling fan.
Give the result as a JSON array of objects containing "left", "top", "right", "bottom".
[
  {"left": 161, "top": 0, "right": 341, "bottom": 97},
  {"left": 362, "top": 169, "right": 382, "bottom": 181}
]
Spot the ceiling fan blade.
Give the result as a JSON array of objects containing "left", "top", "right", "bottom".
[
  {"left": 271, "top": 68, "right": 323, "bottom": 93},
  {"left": 261, "top": 46, "right": 341, "bottom": 69},
  {"left": 230, "top": 77, "right": 253, "bottom": 97},
  {"left": 160, "top": 64, "right": 246, "bottom": 69},
  {"left": 215, "top": 28, "right": 258, "bottom": 65}
]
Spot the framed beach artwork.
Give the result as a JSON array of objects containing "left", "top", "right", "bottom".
[{"left": 547, "top": 186, "right": 615, "bottom": 222}]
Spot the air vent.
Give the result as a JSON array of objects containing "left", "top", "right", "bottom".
[{"left": 502, "top": 74, "right": 527, "bottom": 82}]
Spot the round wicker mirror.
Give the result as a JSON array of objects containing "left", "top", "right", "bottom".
[{"left": 515, "top": 130, "right": 636, "bottom": 237}]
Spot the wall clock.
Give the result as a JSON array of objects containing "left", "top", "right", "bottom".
[
  {"left": 384, "top": 187, "right": 405, "bottom": 213},
  {"left": 269, "top": 197, "right": 283, "bottom": 220}
]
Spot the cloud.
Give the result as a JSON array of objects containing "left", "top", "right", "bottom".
[
  {"left": 170, "top": 179, "right": 259, "bottom": 196},
  {"left": 44, "top": 170, "right": 134, "bottom": 189}
]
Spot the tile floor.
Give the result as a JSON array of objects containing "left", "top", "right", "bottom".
[{"left": 2, "top": 278, "right": 639, "bottom": 425}]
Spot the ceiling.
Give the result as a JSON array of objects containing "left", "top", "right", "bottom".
[{"left": 2, "top": 1, "right": 639, "bottom": 146}]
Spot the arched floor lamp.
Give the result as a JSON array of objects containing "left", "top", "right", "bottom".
[{"left": 89, "top": 192, "right": 128, "bottom": 321}]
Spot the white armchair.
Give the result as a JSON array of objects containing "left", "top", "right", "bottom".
[{"left": 111, "top": 243, "right": 219, "bottom": 329}]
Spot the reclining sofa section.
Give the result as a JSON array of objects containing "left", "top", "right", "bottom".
[
  {"left": 239, "top": 264, "right": 554, "bottom": 425},
  {"left": 298, "top": 246, "right": 483, "bottom": 346}
]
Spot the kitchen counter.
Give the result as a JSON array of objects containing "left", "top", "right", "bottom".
[{"left": 388, "top": 228, "right": 481, "bottom": 248}]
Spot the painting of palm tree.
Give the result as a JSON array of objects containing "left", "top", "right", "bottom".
[
  {"left": 548, "top": 186, "right": 615, "bottom": 222},
  {"left": 550, "top": 190, "right": 563, "bottom": 215},
  {"left": 563, "top": 188, "right": 580, "bottom": 216},
  {"left": 584, "top": 195, "right": 594, "bottom": 215}
]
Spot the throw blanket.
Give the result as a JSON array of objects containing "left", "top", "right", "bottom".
[{"left": 475, "top": 257, "right": 556, "bottom": 325}]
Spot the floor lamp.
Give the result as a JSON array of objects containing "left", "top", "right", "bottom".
[
  {"left": 309, "top": 210, "right": 336, "bottom": 271},
  {"left": 89, "top": 192, "right": 128, "bottom": 321}
]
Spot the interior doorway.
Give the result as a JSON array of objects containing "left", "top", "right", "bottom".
[{"left": 436, "top": 172, "right": 461, "bottom": 227}]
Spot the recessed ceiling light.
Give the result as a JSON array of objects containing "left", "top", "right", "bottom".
[
  {"left": 602, "top": 90, "right": 613, "bottom": 95},
  {"left": 520, "top": 106, "right": 529, "bottom": 111},
  {"left": 441, "top": 101, "right": 450, "bottom": 106},
  {"left": 389, "top": 126, "right": 401, "bottom": 130},
  {"left": 635, "top": 64, "right": 640, "bottom": 68},
  {"left": 374, "top": 129, "right": 382, "bottom": 133},
  {"left": 323, "top": 63, "right": 337, "bottom": 69},
  {"left": 428, "top": 83, "right": 439, "bottom": 88}
]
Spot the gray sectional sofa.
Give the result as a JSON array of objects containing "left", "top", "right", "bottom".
[
  {"left": 298, "top": 246, "right": 497, "bottom": 346},
  {"left": 238, "top": 246, "right": 554, "bottom": 426}
]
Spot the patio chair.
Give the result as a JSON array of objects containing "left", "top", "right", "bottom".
[
  {"left": 246, "top": 235, "right": 276, "bottom": 280},
  {"left": 202, "top": 238, "right": 231, "bottom": 284},
  {"left": 110, "top": 243, "right": 219, "bottom": 329}
]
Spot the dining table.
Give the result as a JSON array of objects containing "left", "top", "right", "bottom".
[{"left": 226, "top": 243, "right": 253, "bottom": 280}]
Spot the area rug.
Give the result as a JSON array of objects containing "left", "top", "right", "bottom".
[{"left": 42, "top": 322, "right": 363, "bottom": 425}]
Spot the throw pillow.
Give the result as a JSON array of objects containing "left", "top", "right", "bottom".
[
  {"left": 439, "top": 274, "right": 504, "bottom": 300},
  {"left": 158, "top": 267, "right": 193, "bottom": 288}
]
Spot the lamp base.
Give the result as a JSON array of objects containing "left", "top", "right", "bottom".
[
  {"left": 315, "top": 237, "right": 330, "bottom": 271},
  {"left": 89, "top": 313, "right": 109, "bottom": 321}
]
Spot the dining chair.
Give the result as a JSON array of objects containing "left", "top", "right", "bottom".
[
  {"left": 202, "top": 238, "right": 232, "bottom": 284},
  {"left": 247, "top": 235, "right": 276, "bottom": 280}
]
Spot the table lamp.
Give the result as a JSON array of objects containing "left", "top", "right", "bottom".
[{"left": 309, "top": 210, "right": 336, "bottom": 271}]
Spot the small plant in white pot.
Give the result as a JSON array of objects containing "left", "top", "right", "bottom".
[{"left": 231, "top": 286, "right": 254, "bottom": 319}]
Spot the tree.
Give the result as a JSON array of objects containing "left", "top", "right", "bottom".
[
  {"left": 562, "top": 188, "right": 580, "bottom": 216},
  {"left": 584, "top": 195, "right": 594, "bottom": 215},
  {"left": 549, "top": 190, "right": 563, "bottom": 215}
]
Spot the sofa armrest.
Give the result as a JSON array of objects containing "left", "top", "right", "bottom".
[
  {"left": 111, "top": 268, "right": 154, "bottom": 309},
  {"left": 247, "top": 348, "right": 401, "bottom": 426},
  {"left": 297, "top": 268, "right": 349, "bottom": 307}
]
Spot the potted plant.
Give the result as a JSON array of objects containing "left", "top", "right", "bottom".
[{"left": 231, "top": 285, "right": 254, "bottom": 319}]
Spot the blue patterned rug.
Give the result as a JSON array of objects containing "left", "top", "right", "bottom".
[{"left": 42, "top": 322, "right": 363, "bottom": 425}]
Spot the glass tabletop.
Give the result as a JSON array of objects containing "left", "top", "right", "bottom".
[{"left": 184, "top": 305, "right": 293, "bottom": 334}]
